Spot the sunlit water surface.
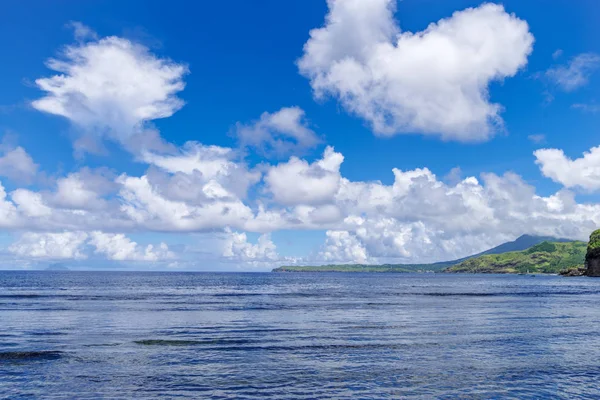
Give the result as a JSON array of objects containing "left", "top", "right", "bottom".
[{"left": 1, "top": 271, "right": 600, "bottom": 399}]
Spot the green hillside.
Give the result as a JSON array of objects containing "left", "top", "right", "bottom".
[{"left": 446, "top": 241, "right": 587, "bottom": 274}]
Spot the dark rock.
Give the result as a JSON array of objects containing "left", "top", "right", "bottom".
[
  {"left": 559, "top": 267, "right": 586, "bottom": 277},
  {"left": 585, "top": 229, "right": 600, "bottom": 277}
]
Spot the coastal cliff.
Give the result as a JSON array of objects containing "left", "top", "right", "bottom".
[{"left": 585, "top": 229, "right": 600, "bottom": 277}]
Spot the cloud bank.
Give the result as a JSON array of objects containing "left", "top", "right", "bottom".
[{"left": 4, "top": 14, "right": 598, "bottom": 269}]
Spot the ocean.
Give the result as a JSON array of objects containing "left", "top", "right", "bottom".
[{"left": 1, "top": 271, "right": 600, "bottom": 399}]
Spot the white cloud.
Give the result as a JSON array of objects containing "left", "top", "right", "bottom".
[
  {"left": 143, "top": 143, "right": 233, "bottom": 175},
  {"left": 0, "top": 146, "right": 38, "bottom": 184},
  {"left": 528, "top": 134, "right": 546, "bottom": 144},
  {"left": 54, "top": 176, "right": 98, "bottom": 209},
  {"left": 141, "top": 142, "right": 260, "bottom": 200},
  {"left": 318, "top": 230, "right": 368, "bottom": 264},
  {"left": 222, "top": 230, "right": 279, "bottom": 262},
  {"left": 298, "top": 1, "right": 533, "bottom": 141},
  {"left": 51, "top": 168, "right": 116, "bottom": 210},
  {"left": 543, "top": 53, "right": 600, "bottom": 91},
  {"left": 316, "top": 217, "right": 511, "bottom": 265},
  {"left": 307, "top": 162, "right": 600, "bottom": 263},
  {"left": 11, "top": 189, "right": 52, "bottom": 218},
  {"left": 9, "top": 232, "right": 89, "bottom": 260},
  {"left": 0, "top": 183, "right": 19, "bottom": 228},
  {"left": 117, "top": 174, "right": 254, "bottom": 231},
  {"left": 234, "top": 107, "right": 321, "bottom": 157},
  {"left": 32, "top": 32, "right": 187, "bottom": 152},
  {"left": 535, "top": 146, "right": 600, "bottom": 191},
  {"left": 265, "top": 146, "right": 344, "bottom": 205},
  {"left": 444, "top": 167, "right": 463, "bottom": 185},
  {"left": 88, "top": 231, "right": 173, "bottom": 261},
  {"left": 118, "top": 143, "right": 260, "bottom": 233},
  {"left": 67, "top": 21, "right": 98, "bottom": 42},
  {"left": 7, "top": 230, "right": 173, "bottom": 262}
]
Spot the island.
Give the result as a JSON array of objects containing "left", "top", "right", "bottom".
[{"left": 45, "top": 263, "right": 70, "bottom": 271}]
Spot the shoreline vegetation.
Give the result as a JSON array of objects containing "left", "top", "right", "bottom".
[{"left": 273, "top": 232, "right": 600, "bottom": 276}]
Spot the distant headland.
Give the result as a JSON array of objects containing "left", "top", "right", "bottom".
[
  {"left": 273, "top": 233, "right": 600, "bottom": 276},
  {"left": 45, "top": 263, "right": 70, "bottom": 271}
]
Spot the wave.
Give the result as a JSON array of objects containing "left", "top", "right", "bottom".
[
  {"left": 135, "top": 339, "right": 256, "bottom": 346},
  {"left": 0, "top": 351, "right": 63, "bottom": 361},
  {"left": 0, "top": 294, "right": 48, "bottom": 299},
  {"left": 133, "top": 339, "right": 418, "bottom": 352}
]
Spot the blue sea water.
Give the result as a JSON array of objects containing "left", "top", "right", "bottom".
[{"left": 1, "top": 272, "right": 600, "bottom": 399}]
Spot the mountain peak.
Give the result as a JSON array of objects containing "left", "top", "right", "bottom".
[
  {"left": 514, "top": 234, "right": 572, "bottom": 244},
  {"left": 477, "top": 234, "right": 573, "bottom": 258},
  {"left": 516, "top": 234, "right": 536, "bottom": 240}
]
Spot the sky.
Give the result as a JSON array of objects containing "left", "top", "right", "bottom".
[{"left": 1, "top": 0, "right": 600, "bottom": 271}]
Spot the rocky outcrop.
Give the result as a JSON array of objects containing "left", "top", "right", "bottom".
[
  {"left": 559, "top": 267, "right": 586, "bottom": 277},
  {"left": 585, "top": 229, "right": 600, "bottom": 277}
]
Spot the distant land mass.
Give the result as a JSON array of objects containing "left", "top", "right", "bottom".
[
  {"left": 272, "top": 235, "right": 575, "bottom": 273},
  {"left": 46, "top": 263, "right": 70, "bottom": 271}
]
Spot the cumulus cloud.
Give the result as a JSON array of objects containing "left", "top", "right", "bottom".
[
  {"left": 255, "top": 147, "right": 600, "bottom": 265},
  {"left": 0, "top": 183, "right": 18, "bottom": 228},
  {"left": 116, "top": 142, "right": 261, "bottom": 233},
  {"left": 287, "top": 156, "right": 600, "bottom": 264},
  {"left": 51, "top": 168, "right": 117, "bottom": 210},
  {"left": 8, "top": 230, "right": 173, "bottom": 262},
  {"left": 298, "top": 1, "right": 533, "bottom": 141},
  {"left": 141, "top": 142, "right": 260, "bottom": 200},
  {"left": 9, "top": 232, "right": 89, "bottom": 260},
  {"left": 222, "top": 230, "right": 279, "bottom": 262},
  {"left": 234, "top": 107, "right": 321, "bottom": 157},
  {"left": 11, "top": 190, "right": 52, "bottom": 218},
  {"left": 309, "top": 168, "right": 598, "bottom": 264},
  {"left": 88, "top": 231, "right": 173, "bottom": 261},
  {"left": 535, "top": 146, "right": 600, "bottom": 191},
  {"left": 318, "top": 230, "right": 368, "bottom": 264},
  {"left": 265, "top": 146, "right": 344, "bottom": 205},
  {"left": 117, "top": 173, "right": 254, "bottom": 232},
  {"left": 542, "top": 53, "right": 600, "bottom": 91},
  {"left": 0, "top": 144, "right": 38, "bottom": 184},
  {"left": 32, "top": 28, "right": 187, "bottom": 153}
]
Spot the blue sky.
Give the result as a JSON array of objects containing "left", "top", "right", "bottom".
[{"left": 0, "top": 0, "right": 599, "bottom": 270}]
